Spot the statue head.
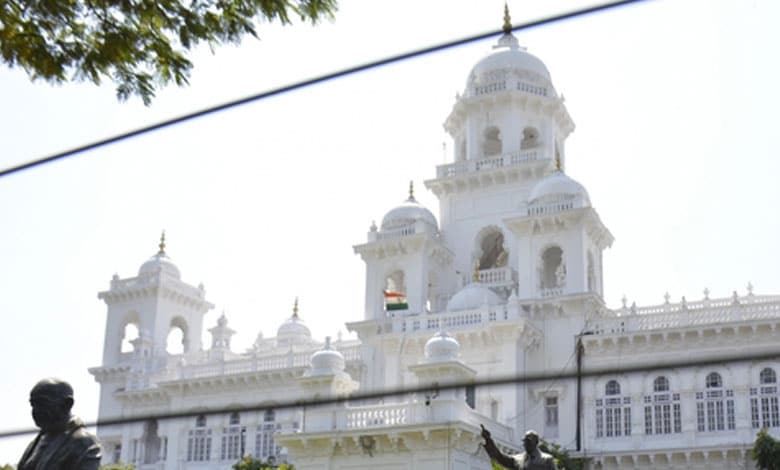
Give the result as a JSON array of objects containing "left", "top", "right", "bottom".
[
  {"left": 29, "top": 378, "right": 74, "bottom": 432},
  {"left": 522, "top": 430, "right": 540, "bottom": 453}
]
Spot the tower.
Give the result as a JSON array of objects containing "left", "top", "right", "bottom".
[{"left": 97, "top": 233, "right": 214, "bottom": 366}]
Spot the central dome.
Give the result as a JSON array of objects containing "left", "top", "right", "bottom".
[
  {"left": 467, "top": 32, "right": 552, "bottom": 94},
  {"left": 447, "top": 281, "right": 503, "bottom": 312}
]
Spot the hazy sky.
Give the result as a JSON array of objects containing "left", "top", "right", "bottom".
[{"left": 1, "top": 0, "right": 779, "bottom": 462}]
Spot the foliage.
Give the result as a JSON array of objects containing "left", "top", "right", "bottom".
[
  {"left": 0, "top": 464, "right": 14, "bottom": 470},
  {"left": 233, "top": 455, "right": 294, "bottom": 470},
  {"left": 539, "top": 440, "right": 585, "bottom": 470},
  {"left": 101, "top": 464, "right": 134, "bottom": 470},
  {"left": 0, "top": 0, "right": 337, "bottom": 104},
  {"left": 752, "top": 428, "right": 780, "bottom": 470}
]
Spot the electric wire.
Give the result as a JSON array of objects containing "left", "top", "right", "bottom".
[
  {"left": 0, "top": 347, "right": 777, "bottom": 439},
  {"left": 0, "top": 0, "right": 650, "bottom": 179}
]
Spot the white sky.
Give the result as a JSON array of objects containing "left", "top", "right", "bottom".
[{"left": 1, "top": 0, "right": 779, "bottom": 462}]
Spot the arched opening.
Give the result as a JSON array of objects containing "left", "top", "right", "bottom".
[
  {"left": 596, "top": 380, "right": 631, "bottom": 438},
  {"left": 121, "top": 322, "right": 140, "bottom": 353},
  {"left": 541, "top": 246, "right": 565, "bottom": 289},
  {"left": 257, "top": 409, "right": 279, "bottom": 460},
  {"left": 167, "top": 317, "right": 188, "bottom": 355},
  {"left": 384, "top": 270, "right": 407, "bottom": 311},
  {"left": 477, "top": 228, "right": 508, "bottom": 270},
  {"left": 482, "top": 126, "right": 502, "bottom": 157},
  {"left": 521, "top": 127, "right": 540, "bottom": 149}
]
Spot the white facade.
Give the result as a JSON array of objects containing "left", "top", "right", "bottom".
[{"left": 90, "top": 20, "right": 780, "bottom": 470}]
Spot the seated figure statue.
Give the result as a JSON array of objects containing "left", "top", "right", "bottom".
[
  {"left": 481, "top": 425, "right": 557, "bottom": 470},
  {"left": 18, "top": 378, "right": 102, "bottom": 470}
]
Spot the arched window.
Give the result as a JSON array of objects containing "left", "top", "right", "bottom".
[
  {"left": 221, "top": 412, "right": 245, "bottom": 460},
  {"left": 482, "top": 126, "right": 502, "bottom": 157},
  {"left": 384, "top": 270, "right": 407, "bottom": 312},
  {"left": 121, "top": 323, "right": 140, "bottom": 353},
  {"left": 521, "top": 127, "right": 540, "bottom": 150},
  {"left": 256, "top": 409, "right": 280, "bottom": 460},
  {"left": 761, "top": 368, "right": 777, "bottom": 384},
  {"left": 696, "top": 372, "right": 735, "bottom": 432},
  {"left": 188, "top": 415, "right": 212, "bottom": 462},
  {"left": 706, "top": 372, "right": 722, "bottom": 388},
  {"left": 167, "top": 316, "right": 189, "bottom": 355},
  {"left": 477, "top": 228, "right": 508, "bottom": 270},
  {"left": 540, "top": 246, "right": 565, "bottom": 290},
  {"left": 644, "top": 376, "right": 681, "bottom": 435},
  {"left": 596, "top": 380, "right": 631, "bottom": 438},
  {"left": 751, "top": 367, "right": 780, "bottom": 429}
]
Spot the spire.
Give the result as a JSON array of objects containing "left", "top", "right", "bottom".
[
  {"left": 503, "top": 2, "right": 512, "bottom": 35},
  {"left": 408, "top": 180, "right": 415, "bottom": 201},
  {"left": 158, "top": 230, "right": 166, "bottom": 255},
  {"left": 292, "top": 297, "right": 299, "bottom": 319}
]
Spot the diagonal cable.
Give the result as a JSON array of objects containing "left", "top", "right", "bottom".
[{"left": 0, "top": 0, "right": 650, "bottom": 179}]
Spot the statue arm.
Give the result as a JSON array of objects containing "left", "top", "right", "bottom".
[{"left": 481, "top": 425, "right": 519, "bottom": 470}]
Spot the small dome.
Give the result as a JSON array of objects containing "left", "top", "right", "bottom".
[
  {"left": 467, "top": 33, "right": 552, "bottom": 93},
  {"left": 447, "top": 282, "right": 503, "bottom": 312},
  {"left": 528, "top": 170, "right": 591, "bottom": 207},
  {"left": 138, "top": 232, "right": 181, "bottom": 279},
  {"left": 424, "top": 331, "right": 460, "bottom": 362},
  {"left": 277, "top": 298, "right": 311, "bottom": 346},
  {"left": 309, "top": 337, "right": 345, "bottom": 375},
  {"left": 381, "top": 183, "right": 438, "bottom": 231}
]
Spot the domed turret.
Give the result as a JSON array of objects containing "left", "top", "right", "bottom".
[
  {"left": 447, "top": 280, "right": 503, "bottom": 312},
  {"left": 466, "top": 6, "right": 554, "bottom": 98},
  {"left": 424, "top": 331, "right": 460, "bottom": 362},
  {"left": 277, "top": 298, "right": 312, "bottom": 347},
  {"left": 381, "top": 182, "right": 438, "bottom": 231},
  {"left": 138, "top": 232, "right": 181, "bottom": 279},
  {"left": 528, "top": 167, "right": 591, "bottom": 212},
  {"left": 308, "top": 337, "right": 345, "bottom": 375}
]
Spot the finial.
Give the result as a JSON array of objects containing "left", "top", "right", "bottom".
[
  {"left": 555, "top": 153, "right": 562, "bottom": 172},
  {"left": 293, "top": 297, "right": 299, "bottom": 318},
  {"left": 324, "top": 336, "right": 332, "bottom": 349},
  {"left": 503, "top": 2, "right": 512, "bottom": 35},
  {"left": 664, "top": 291, "right": 670, "bottom": 304},
  {"left": 473, "top": 259, "right": 480, "bottom": 282},
  {"left": 703, "top": 287, "right": 710, "bottom": 299},
  {"left": 747, "top": 282, "right": 754, "bottom": 296},
  {"left": 408, "top": 180, "right": 415, "bottom": 200},
  {"left": 158, "top": 230, "right": 166, "bottom": 254},
  {"left": 621, "top": 295, "right": 627, "bottom": 308}
]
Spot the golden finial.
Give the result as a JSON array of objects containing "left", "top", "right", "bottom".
[
  {"left": 555, "top": 153, "right": 562, "bottom": 172},
  {"left": 408, "top": 180, "right": 414, "bottom": 199},
  {"left": 292, "top": 297, "right": 299, "bottom": 318},
  {"left": 158, "top": 230, "right": 166, "bottom": 254},
  {"left": 473, "top": 259, "right": 480, "bottom": 282},
  {"left": 503, "top": 2, "right": 512, "bottom": 35}
]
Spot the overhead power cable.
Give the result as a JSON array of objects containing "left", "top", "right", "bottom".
[
  {"left": 0, "top": 346, "right": 776, "bottom": 439},
  {"left": 0, "top": 0, "right": 650, "bottom": 179}
]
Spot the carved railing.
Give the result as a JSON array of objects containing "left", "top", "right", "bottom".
[
  {"left": 589, "top": 295, "right": 780, "bottom": 335},
  {"left": 435, "top": 148, "right": 545, "bottom": 178},
  {"left": 394, "top": 305, "right": 514, "bottom": 333}
]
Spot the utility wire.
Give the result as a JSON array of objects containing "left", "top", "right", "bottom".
[
  {"left": 0, "top": 347, "right": 776, "bottom": 439},
  {"left": 0, "top": 0, "right": 650, "bottom": 179}
]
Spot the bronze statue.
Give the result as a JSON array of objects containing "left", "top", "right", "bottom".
[
  {"left": 481, "top": 425, "right": 557, "bottom": 470},
  {"left": 18, "top": 379, "right": 101, "bottom": 470}
]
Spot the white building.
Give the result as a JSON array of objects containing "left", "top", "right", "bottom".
[{"left": 90, "top": 13, "right": 780, "bottom": 470}]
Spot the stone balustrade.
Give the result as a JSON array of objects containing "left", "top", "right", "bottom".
[{"left": 435, "top": 148, "right": 544, "bottom": 178}]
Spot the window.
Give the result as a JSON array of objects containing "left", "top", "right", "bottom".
[
  {"left": 482, "top": 126, "right": 502, "bottom": 156},
  {"left": 596, "top": 380, "right": 631, "bottom": 438},
  {"left": 545, "top": 396, "right": 559, "bottom": 437},
  {"left": 187, "top": 415, "right": 212, "bottom": 462},
  {"left": 521, "top": 127, "right": 540, "bottom": 149},
  {"left": 465, "top": 385, "right": 476, "bottom": 409},
  {"left": 112, "top": 443, "right": 122, "bottom": 463},
  {"left": 751, "top": 367, "right": 780, "bottom": 429},
  {"left": 221, "top": 412, "right": 246, "bottom": 460},
  {"left": 540, "top": 246, "right": 565, "bottom": 290},
  {"left": 644, "top": 376, "right": 681, "bottom": 435},
  {"left": 256, "top": 409, "right": 280, "bottom": 460},
  {"left": 696, "top": 372, "right": 735, "bottom": 432}
]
